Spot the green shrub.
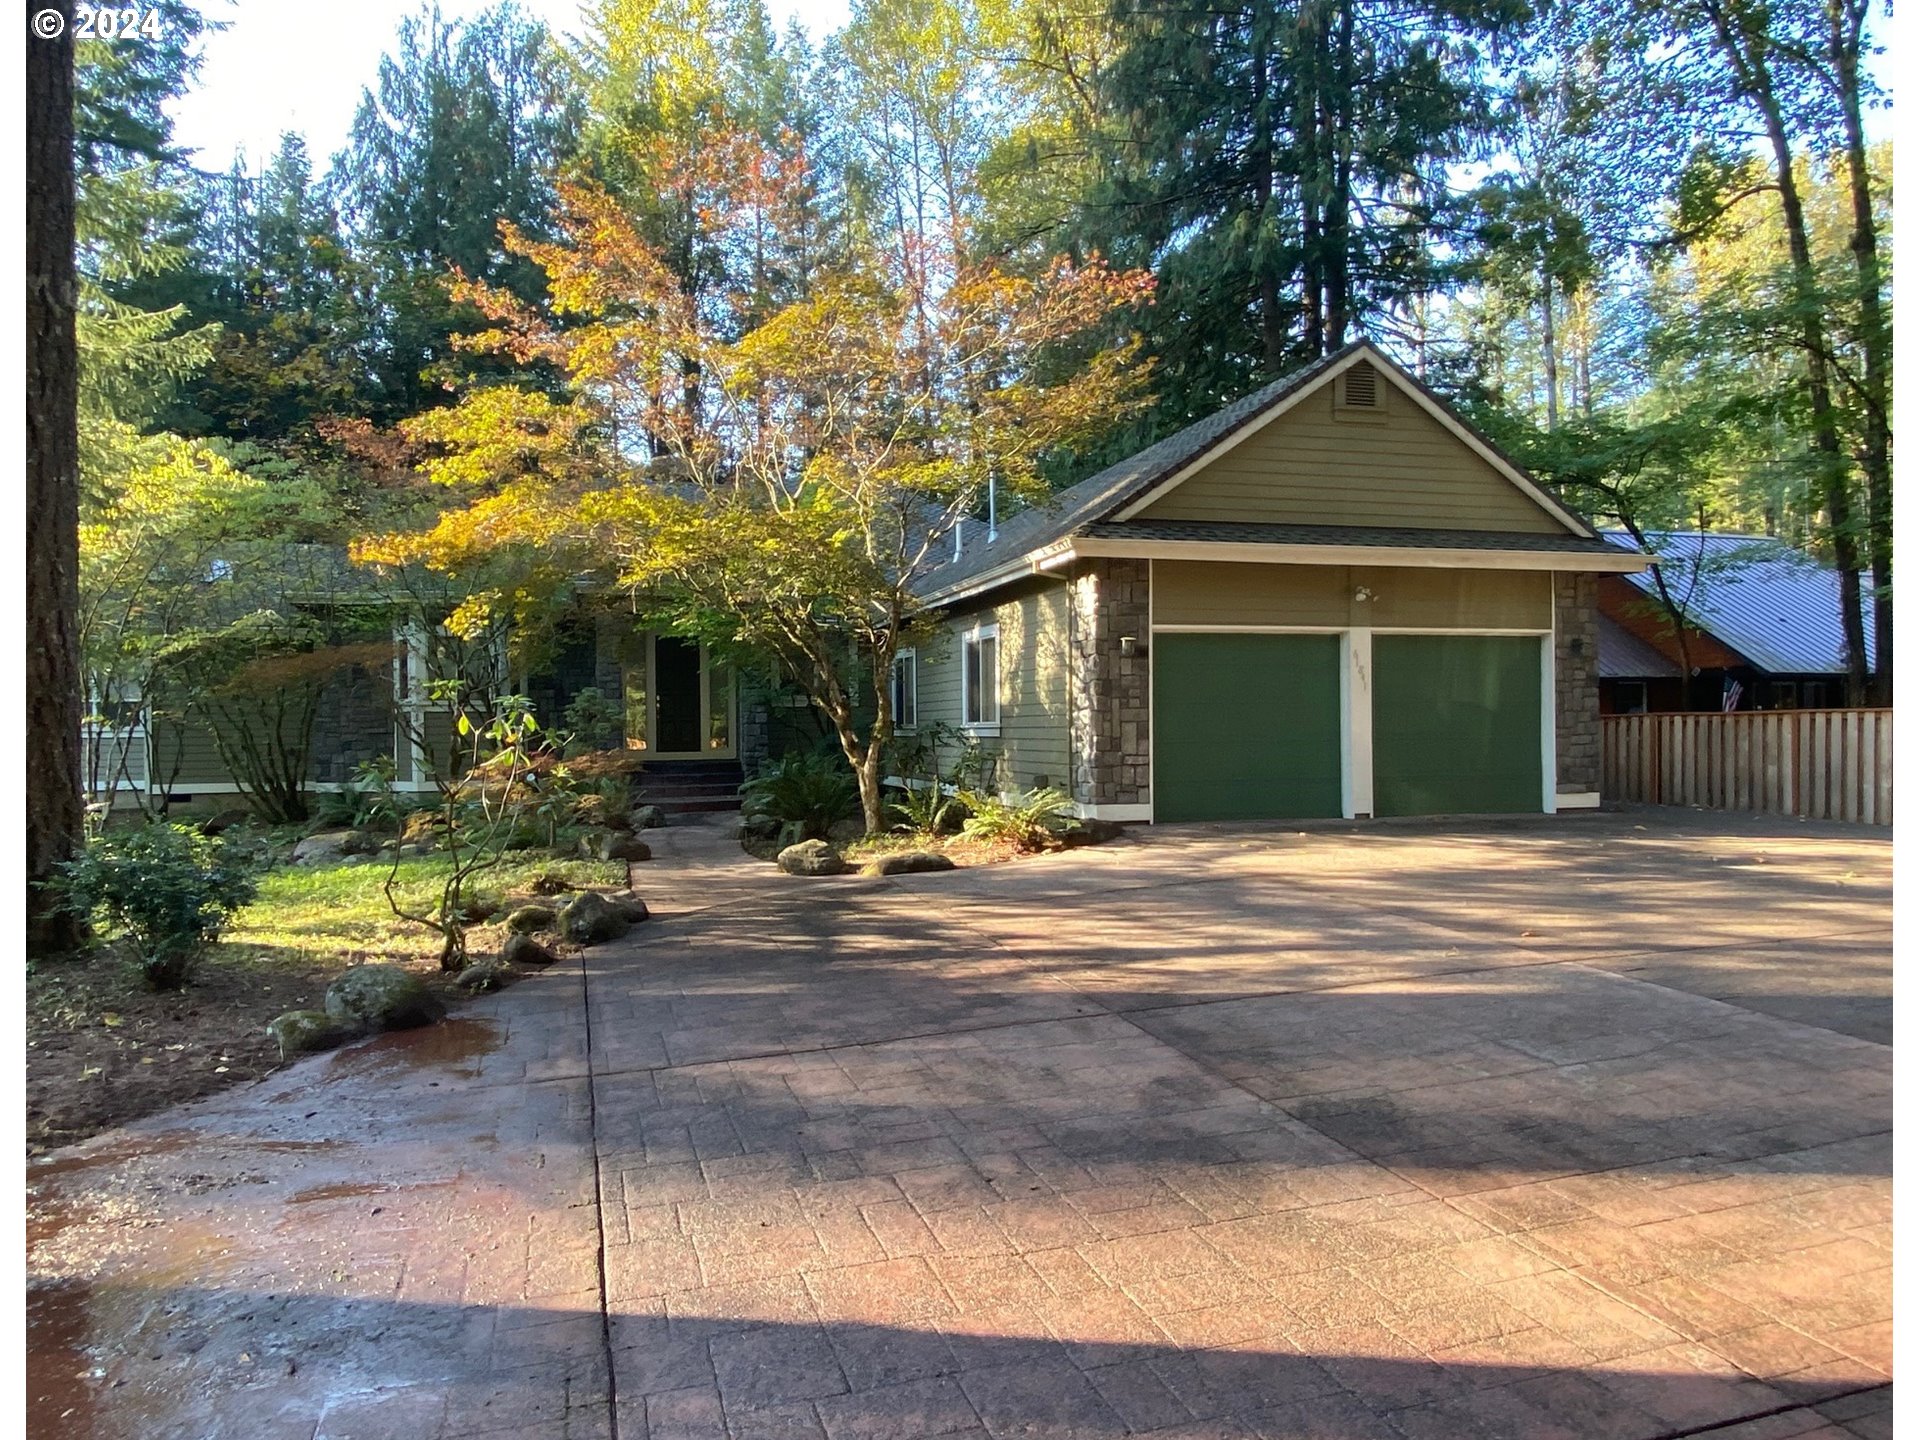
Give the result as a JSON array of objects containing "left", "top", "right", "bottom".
[
  {"left": 54, "top": 824, "right": 264, "bottom": 989},
  {"left": 741, "top": 751, "right": 861, "bottom": 840},
  {"left": 955, "top": 786, "right": 1076, "bottom": 851},
  {"left": 886, "top": 780, "right": 965, "bottom": 837},
  {"left": 562, "top": 687, "right": 625, "bottom": 753},
  {"left": 309, "top": 757, "right": 405, "bottom": 833}
]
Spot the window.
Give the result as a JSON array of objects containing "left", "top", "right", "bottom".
[
  {"left": 890, "top": 650, "right": 917, "bottom": 730},
  {"left": 962, "top": 625, "right": 1000, "bottom": 731}
]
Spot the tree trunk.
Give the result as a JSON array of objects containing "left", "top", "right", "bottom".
[
  {"left": 1702, "top": 0, "right": 1870, "bottom": 703},
  {"left": 1541, "top": 273, "right": 1559, "bottom": 430},
  {"left": 1830, "top": 1, "right": 1891, "bottom": 702},
  {"left": 855, "top": 749, "right": 886, "bottom": 840},
  {"left": 28, "top": 11, "right": 86, "bottom": 955}
]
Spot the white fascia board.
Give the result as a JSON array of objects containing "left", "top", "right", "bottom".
[
  {"left": 1110, "top": 341, "right": 1594, "bottom": 538},
  {"left": 1068, "top": 537, "right": 1652, "bottom": 573},
  {"left": 1073, "top": 802, "right": 1152, "bottom": 822},
  {"left": 917, "top": 540, "right": 1076, "bottom": 610}
]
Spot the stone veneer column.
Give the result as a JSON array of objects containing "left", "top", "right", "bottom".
[
  {"left": 1554, "top": 571, "right": 1601, "bottom": 797},
  {"left": 1068, "top": 558, "right": 1152, "bottom": 811}
]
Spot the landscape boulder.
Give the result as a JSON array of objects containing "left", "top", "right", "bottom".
[
  {"left": 604, "top": 891, "right": 650, "bottom": 923},
  {"left": 290, "top": 830, "right": 360, "bottom": 866},
  {"left": 505, "top": 904, "right": 557, "bottom": 934},
  {"left": 777, "top": 839, "right": 849, "bottom": 876},
  {"left": 500, "top": 932, "right": 558, "bottom": 967},
  {"left": 826, "top": 817, "right": 865, "bottom": 844},
  {"left": 324, "top": 964, "right": 445, "bottom": 1032},
  {"left": 579, "top": 830, "right": 652, "bottom": 863},
  {"left": 863, "top": 850, "right": 956, "bottom": 877},
  {"left": 630, "top": 804, "right": 666, "bottom": 830},
  {"left": 738, "top": 813, "right": 780, "bottom": 843},
  {"left": 455, "top": 961, "right": 515, "bottom": 993},
  {"left": 557, "top": 890, "right": 631, "bottom": 946},
  {"left": 267, "top": 1009, "right": 352, "bottom": 1059}
]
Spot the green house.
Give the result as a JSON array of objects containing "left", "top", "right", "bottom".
[{"left": 901, "top": 340, "right": 1650, "bottom": 823}]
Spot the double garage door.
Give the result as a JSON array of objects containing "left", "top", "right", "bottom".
[{"left": 1153, "top": 633, "right": 1543, "bottom": 821}]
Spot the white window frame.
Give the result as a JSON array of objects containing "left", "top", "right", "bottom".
[
  {"left": 890, "top": 649, "right": 918, "bottom": 732},
  {"left": 961, "top": 623, "right": 1001, "bottom": 735}
]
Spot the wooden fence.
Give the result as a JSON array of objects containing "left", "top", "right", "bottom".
[{"left": 1601, "top": 709, "right": 1892, "bottom": 825}]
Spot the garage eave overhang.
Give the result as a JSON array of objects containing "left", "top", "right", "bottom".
[{"left": 1063, "top": 537, "right": 1653, "bottom": 573}]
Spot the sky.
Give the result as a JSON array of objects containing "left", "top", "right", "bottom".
[
  {"left": 168, "top": 0, "right": 1889, "bottom": 175},
  {"left": 166, "top": 0, "right": 852, "bottom": 172}
]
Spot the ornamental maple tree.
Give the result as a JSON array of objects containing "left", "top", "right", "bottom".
[{"left": 358, "top": 129, "right": 1153, "bottom": 833}]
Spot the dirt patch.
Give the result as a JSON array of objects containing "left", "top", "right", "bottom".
[{"left": 25, "top": 944, "right": 480, "bottom": 1156}]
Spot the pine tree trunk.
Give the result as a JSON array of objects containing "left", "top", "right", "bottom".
[
  {"left": 1541, "top": 274, "right": 1558, "bottom": 430},
  {"left": 1831, "top": 4, "right": 1891, "bottom": 702},
  {"left": 27, "top": 14, "right": 86, "bottom": 955}
]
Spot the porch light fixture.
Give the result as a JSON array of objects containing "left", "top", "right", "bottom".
[{"left": 1119, "top": 635, "right": 1139, "bottom": 656}]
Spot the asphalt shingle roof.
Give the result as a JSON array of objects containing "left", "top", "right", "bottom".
[
  {"left": 1596, "top": 614, "right": 1684, "bottom": 680},
  {"left": 916, "top": 344, "right": 1366, "bottom": 598},
  {"left": 1082, "top": 520, "right": 1633, "bottom": 556},
  {"left": 1606, "top": 531, "right": 1876, "bottom": 675}
]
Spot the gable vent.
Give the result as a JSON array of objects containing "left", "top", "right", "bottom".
[{"left": 1341, "top": 363, "right": 1379, "bottom": 408}]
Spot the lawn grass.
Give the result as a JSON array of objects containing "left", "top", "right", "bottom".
[
  {"left": 28, "top": 848, "right": 630, "bottom": 1151},
  {"left": 230, "top": 852, "right": 628, "bottom": 966}
]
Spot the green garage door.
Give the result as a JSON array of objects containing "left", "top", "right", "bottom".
[
  {"left": 1153, "top": 633, "right": 1343, "bottom": 821},
  {"left": 1372, "top": 635, "right": 1543, "bottom": 817}
]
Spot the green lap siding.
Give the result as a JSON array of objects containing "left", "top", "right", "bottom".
[
  {"left": 1153, "top": 634, "right": 1343, "bottom": 820},
  {"left": 1372, "top": 635, "right": 1543, "bottom": 816}
]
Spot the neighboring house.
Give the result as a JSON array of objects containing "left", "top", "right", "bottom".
[
  {"left": 1597, "top": 531, "right": 1876, "bottom": 714},
  {"left": 903, "top": 340, "right": 1648, "bottom": 821}
]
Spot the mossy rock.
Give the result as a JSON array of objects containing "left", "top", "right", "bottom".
[
  {"left": 500, "top": 932, "right": 558, "bottom": 966},
  {"left": 862, "top": 850, "right": 956, "bottom": 877},
  {"left": 777, "top": 840, "right": 849, "bottom": 876},
  {"left": 557, "top": 891, "right": 631, "bottom": 946},
  {"left": 324, "top": 964, "right": 445, "bottom": 1032},
  {"left": 505, "top": 904, "right": 557, "bottom": 934},
  {"left": 455, "top": 961, "right": 516, "bottom": 993},
  {"left": 267, "top": 1009, "right": 352, "bottom": 1060}
]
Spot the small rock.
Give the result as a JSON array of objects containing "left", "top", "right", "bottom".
[
  {"left": 582, "top": 830, "right": 652, "bottom": 862},
  {"left": 604, "top": 891, "right": 650, "bottom": 923},
  {"left": 505, "top": 904, "right": 557, "bottom": 934},
  {"left": 267, "top": 1010, "right": 351, "bottom": 1059},
  {"left": 863, "top": 850, "right": 957, "bottom": 876},
  {"left": 630, "top": 804, "right": 666, "bottom": 830},
  {"left": 557, "top": 890, "right": 631, "bottom": 946},
  {"left": 323, "top": 964, "right": 445, "bottom": 1032},
  {"left": 455, "top": 961, "right": 515, "bottom": 993},
  {"left": 500, "top": 932, "right": 558, "bottom": 966},
  {"left": 777, "top": 839, "right": 849, "bottom": 876},
  {"left": 529, "top": 872, "right": 577, "bottom": 896},
  {"left": 290, "top": 830, "right": 359, "bottom": 866}
]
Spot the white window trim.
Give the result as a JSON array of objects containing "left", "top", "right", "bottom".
[
  {"left": 960, "top": 622, "right": 1002, "bottom": 736},
  {"left": 891, "top": 649, "right": 919, "bottom": 733}
]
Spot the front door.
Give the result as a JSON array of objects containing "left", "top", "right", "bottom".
[{"left": 622, "top": 633, "right": 736, "bottom": 757}]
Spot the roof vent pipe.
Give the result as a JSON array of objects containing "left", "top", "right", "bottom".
[
  {"left": 953, "top": 516, "right": 964, "bottom": 561},
  {"left": 987, "top": 475, "right": 998, "bottom": 544}
]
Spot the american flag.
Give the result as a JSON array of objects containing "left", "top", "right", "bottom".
[{"left": 1722, "top": 679, "right": 1744, "bottom": 712}]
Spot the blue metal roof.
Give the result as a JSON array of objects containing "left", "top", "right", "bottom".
[{"left": 1605, "top": 531, "right": 1876, "bottom": 676}]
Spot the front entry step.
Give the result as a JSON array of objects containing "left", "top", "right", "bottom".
[{"left": 633, "top": 760, "right": 745, "bottom": 815}]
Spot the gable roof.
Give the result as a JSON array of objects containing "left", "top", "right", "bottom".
[
  {"left": 916, "top": 341, "right": 1621, "bottom": 603},
  {"left": 1607, "top": 531, "right": 1876, "bottom": 675}
]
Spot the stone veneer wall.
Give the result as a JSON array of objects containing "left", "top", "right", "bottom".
[
  {"left": 1067, "top": 558, "right": 1152, "bottom": 808},
  {"left": 1554, "top": 571, "right": 1601, "bottom": 794},
  {"left": 309, "top": 665, "right": 395, "bottom": 783}
]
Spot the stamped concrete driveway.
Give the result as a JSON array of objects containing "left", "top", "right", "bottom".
[{"left": 28, "top": 810, "right": 1891, "bottom": 1440}]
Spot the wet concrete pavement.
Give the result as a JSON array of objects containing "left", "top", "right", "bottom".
[{"left": 27, "top": 809, "right": 1892, "bottom": 1439}]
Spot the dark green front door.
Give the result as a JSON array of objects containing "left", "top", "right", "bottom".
[
  {"left": 1372, "top": 634, "right": 1543, "bottom": 816},
  {"left": 1153, "top": 633, "right": 1343, "bottom": 821}
]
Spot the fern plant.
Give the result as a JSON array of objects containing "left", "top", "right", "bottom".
[
  {"left": 740, "top": 751, "right": 861, "bottom": 840},
  {"left": 955, "top": 786, "right": 1076, "bottom": 851}
]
